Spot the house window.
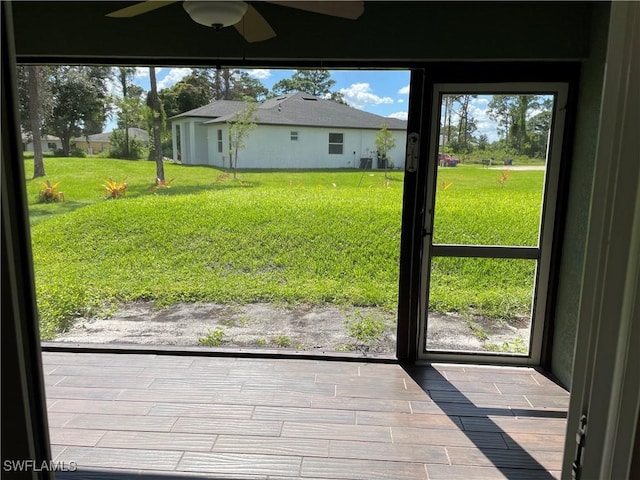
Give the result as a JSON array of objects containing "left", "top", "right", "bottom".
[
  {"left": 47, "top": 142, "right": 57, "bottom": 150},
  {"left": 290, "top": 131, "right": 298, "bottom": 141},
  {"left": 328, "top": 133, "right": 343, "bottom": 154},
  {"left": 217, "top": 129, "right": 223, "bottom": 153}
]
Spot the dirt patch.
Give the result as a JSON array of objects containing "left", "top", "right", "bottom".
[{"left": 52, "top": 302, "right": 530, "bottom": 354}]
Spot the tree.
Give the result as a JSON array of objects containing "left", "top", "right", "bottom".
[
  {"left": 158, "top": 74, "right": 210, "bottom": 118},
  {"left": 375, "top": 123, "right": 396, "bottom": 180},
  {"left": 231, "top": 71, "right": 268, "bottom": 101},
  {"left": 454, "top": 94, "right": 478, "bottom": 153},
  {"left": 27, "top": 66, "right": 45, "bottom": 177},
  {"left": 45, "top": 66, "right": 110, "bottom": 156},
  {"left": 113, "top": 67, "right": 147, "bottom": 159},
  {"left": 17, "top": 65, "right": 53, "bottom": 177},
  {"left": 148, "top": 67, "right": 165, "bottom": 182},
  {"left": 159, "top": 68, "right": 268, "bottom": 118},
  {"left": 487, "top": 94, "right": 542, "bottom": 155},
  {"left": 228, "top": 103, "right": 257, "bottom": 179},
  {"left": 527, "top": 97, "right": 554, "bottom": 158},
  {"left": 206, "top": 68, "right": 268, "bottom": 101},
  {"left": 271, "top": 69, "right": 340, "bottom": 98},
  {"left": 477, "top": 134, "right": 489, "bottom": 151},
  {"left": 440, "top": 95, "right": 459, "bottom": 152}
]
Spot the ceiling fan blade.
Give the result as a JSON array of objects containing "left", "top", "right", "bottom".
[
  {"left": 106, "top": 0, "right": 178, "bottom": 18},
  {"left": 233, "top": 4, "right": 276, "bottom": 43},
  {"left": 267, "top": 1, "right": 364, "bottom": 20}
]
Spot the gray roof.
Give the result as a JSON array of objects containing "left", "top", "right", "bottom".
[
  {"left": 78, "top": 127, "right": 149, "bottom": 143},
  {"left": 170, "top": 100, "right": 247, "bottom": 119},
  {"left": 173, "top": 92, "right": 407, "bottom": 130},
  {"left": 21, "top": 133, "right": 61, "bottom": 142}
]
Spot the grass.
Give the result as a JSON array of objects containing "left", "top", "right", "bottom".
[
  {"left": 433, "top": 165, "right": 543, "bottom": 246},
  {"left": 24, "top": 157, "right": 545, "bottom": 339}
]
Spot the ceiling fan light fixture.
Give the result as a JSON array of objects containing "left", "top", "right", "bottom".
[{"left": 183, "top": 0, "right": 248, "bottom": 29}]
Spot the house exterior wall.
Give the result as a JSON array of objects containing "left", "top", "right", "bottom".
[
  {"left": 75, "top": 140, "right": 109, "bottom": 154},
  {"left": 173, "top": 118, "right": 211, "bottom": 165},
  {"left": 192, "top": 123, "right": 406, "bottom": 170},
  {"left": 23, "top": 138, "right": 62, "bottom": 153},
  {"left": 207, "top": 125, "right": 231, "bottom": 169}
]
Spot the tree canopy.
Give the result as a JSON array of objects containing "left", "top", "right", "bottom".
[
  {"left": 271, "top": 70, "right": 345, "bottom": 103},
  {"left": 441, "top": 93, "right": 553, "bottom": 160},
  {"left": 45, "top": 66, "right": 111, "bottom": 156},
  {"left": 158, "top": 68, "right": 268, "bottom": 118},
  {"left": 487, "top": 95, "right": 549, "bottom": 158},
  {"left": 111, "top": 67, "right": 148, "bottom": 159}
]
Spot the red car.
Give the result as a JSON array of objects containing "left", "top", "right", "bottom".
[{"left": 438, "top": 153, "right": 458, "bottom": 167}]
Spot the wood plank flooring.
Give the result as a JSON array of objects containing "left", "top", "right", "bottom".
[{"left": 42, "top": 352, "right": 569, "bottom": 479}]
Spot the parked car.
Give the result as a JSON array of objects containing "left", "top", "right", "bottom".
[{"left": 438, "top": 153, "right": 458, "bottom": 167}]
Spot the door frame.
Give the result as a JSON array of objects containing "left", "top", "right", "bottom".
[
  {"left": 396, "top": 63, "right": 580, "bottom": 365},
  {"left": 417, "top": 82, "right": 568, "bottom": 365}
]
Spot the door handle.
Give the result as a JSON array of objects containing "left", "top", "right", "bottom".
[{"left": 406, "top": 133, "right": 419, "bottom": 172}]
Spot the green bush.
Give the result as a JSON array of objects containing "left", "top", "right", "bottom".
[
  {"left": 109, "top": 129, "right": 147, "bottom": 160},
  {"left": 54, "top": 146, "right": 86, "bottom": 158}
]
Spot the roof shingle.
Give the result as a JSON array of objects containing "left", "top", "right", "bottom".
[{"left": 172, "top": 92, "right": 407, "bottom": 130}]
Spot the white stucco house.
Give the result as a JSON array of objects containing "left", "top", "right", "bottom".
[
  {"left": 170, "top": 92, "right": 408, "bottom": 170},
  {"left": 22, "top": 133, "right": 62, "bottom": 153},
  {"left": 74, "top": 128, "right": 150, "bottom": 155}
]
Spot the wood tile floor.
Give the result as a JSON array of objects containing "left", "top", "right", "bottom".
[{"left": 42, "top": 351, "right": 570, "bottom": 479}]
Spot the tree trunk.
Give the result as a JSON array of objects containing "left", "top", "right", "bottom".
[
  {"left": 61, "top": 134, "right": 71, "bottom": 157},
  {"left": 27, "top": 66, "right": 45, "bottom": 177},
  {"left": 233, "top": 147, "right": 238, "bottom": 179},
  {"left": 120, "top": 69, "right": 130, "bottom": 159},
  {"left": 149, "top": 67, "right": 165, "bottom": 182}
]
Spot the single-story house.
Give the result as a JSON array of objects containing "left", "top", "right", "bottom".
[
  {"left": 170, "top": 91, "right": 407, "bottom": 170},
  {"left": 74, "top": 127, "right": 150, "bottom": 155},
  {"left": 21, "top": 133, "right": 62, "bottom": 153}
]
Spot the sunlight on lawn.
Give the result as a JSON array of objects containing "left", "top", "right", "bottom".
[{"left": 26, "top": 158, "right": 544, "bottom": 346}]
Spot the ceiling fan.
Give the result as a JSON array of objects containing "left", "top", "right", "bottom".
[{"left": 106, "top": 1, "right": 364, "bottom": 43}]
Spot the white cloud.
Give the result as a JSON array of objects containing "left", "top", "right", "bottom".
[
  {"left": 388, "top": 111, "right": 408, "bottom": 120},
  {"left": 398, "top": 85, "right": 410, "bottom": 95},
  {"left": 158, "top": 68, "right": 191, "bottom": 89},
  {"left": 245, "top": 69, "right": 271, "bottom": 80},
  {"left": 398, "top": 98, "right": 404, "bottom": 104},
  {"left": 339, "top": 83, "right": 393, "bottom": 109},
  {"left": 134, "top": 67, "right": 150, "bottom": 79},
  {"left": 468, "top": 103, "right": 498, "bottom": 141}
]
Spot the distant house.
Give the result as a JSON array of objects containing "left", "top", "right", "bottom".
[
  {"left": 22, "top": 134, "right": 62, "bottom": 153},
  {"left": 74, "top": 128, "right": 150, "bottom": 155},
  {"left": 170, "top": 92, "right": 407, "bottom": 170}
]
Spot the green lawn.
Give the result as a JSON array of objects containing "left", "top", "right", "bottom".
[{"left": 24, "top": 158, "right": 545, "bottom": 339}]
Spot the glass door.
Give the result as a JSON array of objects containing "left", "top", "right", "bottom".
[{"left": 418, "top": 83, "right": 567, "bottom": 364}]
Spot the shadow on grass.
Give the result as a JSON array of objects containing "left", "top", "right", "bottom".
[
  {"left": 28, "top": 201, "right": 91, "bottom": 225},
  {"left": 143, "top": 181, "right": 260, "bottom": 197}
]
